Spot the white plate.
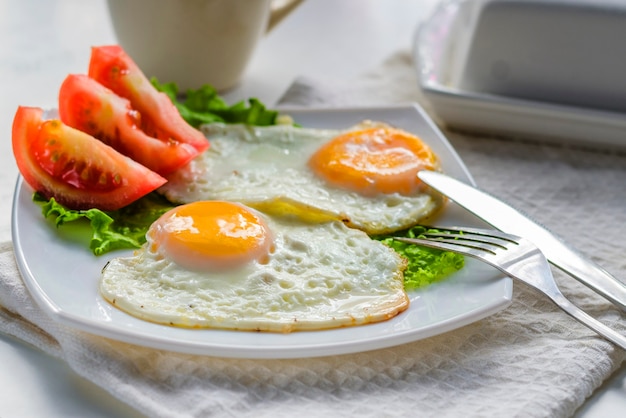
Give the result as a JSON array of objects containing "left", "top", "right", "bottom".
[
  {"left": 414, "top": 0, "right": 626, "bottom": 149},
  {"left": 11, "top": 105, "right": 512, "bottom": 359}
]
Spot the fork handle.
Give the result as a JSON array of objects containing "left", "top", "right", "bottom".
[{"left": 551, "top": 293, "right": 626, "bottom": 350}]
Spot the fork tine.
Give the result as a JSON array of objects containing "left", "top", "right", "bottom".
[
  {"left": 395, "top": 225, "right": 520, "bottom": 258},
  {"left": 394, "top": 236, "right": 484, "bottom": 254},
  {"left": 397, "top": 227, "right": 544, "bottom": 278},
  {"left": 393, "top": 237, "right": 505, "bottom": 263},
  {"left": 417, "top": 225, "right": 520, "bottom": 243},
  {"left": 418, "top": 233, "right": 507, "bottom": 252}
]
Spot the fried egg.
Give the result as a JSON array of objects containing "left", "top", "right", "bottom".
[
  {"left": 159, "top": 122, "right": 445, "bottom": 235},
  {"left": 100, "top": 200, "right": 408, "bottom": 332}
]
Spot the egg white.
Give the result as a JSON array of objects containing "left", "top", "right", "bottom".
[
  {"left": 158, "top": 122, "right": 445, "bottom": 235},
  {"left": 100, "top": 216, "right": 408, "bottom": 332}
]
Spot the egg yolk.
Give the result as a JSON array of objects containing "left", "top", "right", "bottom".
[
  {"left": 308, "top": 127, "right": 438, "bottom": 196},
  {"left": 148, "top": 201, "right": 274, "bottom": 271}
]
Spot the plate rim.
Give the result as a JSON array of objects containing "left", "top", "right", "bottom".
[{"left": 11, "top": 104, "right": 512, "bottom": 359}]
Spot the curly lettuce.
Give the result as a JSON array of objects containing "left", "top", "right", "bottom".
[
  {"left": 35, "top": 192, "right": 176, "bottom": 256},
  {"left": 374, "top": 225, "right": 465, "bottom": 290},
  {"left": 151, "top": 78, "right": 279, "bottom": 127}
]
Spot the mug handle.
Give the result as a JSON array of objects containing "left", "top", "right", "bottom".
[{"left": 268, "top": 0, "right": 304, "bottom": 32}]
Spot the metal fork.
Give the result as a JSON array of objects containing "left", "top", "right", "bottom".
[{"left": 394, "top": 226, "right": 626, "bottom": 350}]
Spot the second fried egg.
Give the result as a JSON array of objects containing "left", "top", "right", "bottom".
[
  {"left": 100, "top": 200, "right": 409, "bottom": 332},
  {"left": 159, "top": 122, "right": 445, "bottom": 235}
]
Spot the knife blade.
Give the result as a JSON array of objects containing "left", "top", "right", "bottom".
[{"left": 419, "top": 170, "right": 626, "bottom": 310}]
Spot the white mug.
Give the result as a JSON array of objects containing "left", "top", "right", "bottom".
[{"left": 106, "top": 0, "right": 301, "bottom": 92}]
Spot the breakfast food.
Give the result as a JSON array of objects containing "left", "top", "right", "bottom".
[
  {"left": 11, "top": 43, "right": 462, "bottom": 335},
  {"left": 159, "top": 121, "right": 444, "bottom": 235},
  {"left": 58, "top": 74, "right": 201, "bottom": 176},
  {"left": 12, "top": 44, "right": 209, "bottom": 211},
  {"left": 88, "top": 45, "right": 209, "bottom": 153},
  {"left": 100, "top": 200, "right": 409, "bottom": 332},
  {"left": 12, "top": 106, "right": 166, "bottom": 211}
]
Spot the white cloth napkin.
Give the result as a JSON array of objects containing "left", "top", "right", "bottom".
[{"left": 1, "top": 51, "right": 626, "bottom": 418}]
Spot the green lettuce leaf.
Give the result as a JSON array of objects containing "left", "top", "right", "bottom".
[
  {"left": 152, "top": 78, "right": 279, "bottom": 127},
  {"left": 34, "top": 193, "right": 176, "bottom": 256},
  {"left": 374, "top": 225, "right": 465, "bottom": 290}
]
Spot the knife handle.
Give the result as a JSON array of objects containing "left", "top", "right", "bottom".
[{"left": 549, "top": 242, "right": 626, "bottom": 311}]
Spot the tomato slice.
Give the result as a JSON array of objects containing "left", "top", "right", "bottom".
[
  {"left": 88, "top": 45, "right": 209, "bottom": 153},
  {"left": 12, "top": 106, "right": 167, "bottom": 211},
  {"left": 59, "top": 74, "right": 199, "bottom": 176}
]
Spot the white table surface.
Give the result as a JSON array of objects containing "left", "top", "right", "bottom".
[{"left": 0, "top": 0, "right": 624, "bottom": 416}]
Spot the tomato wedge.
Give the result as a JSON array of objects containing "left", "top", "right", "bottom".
[
  {"left": 12, "top": 106, "right": 167, "bottom": 211},
  {"left": 59, "top": 74, "right": 199, "bottom": 176},
  {"left": 88, "top": 45, "right": 209, "bottom": 153}
]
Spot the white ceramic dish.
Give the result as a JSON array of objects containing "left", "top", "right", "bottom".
[
  {"left": 415, "top": 0, "right": 626, "bottom": 149},
  {"left": 12, "top": 105, "right": 512, "bottom": 359}
]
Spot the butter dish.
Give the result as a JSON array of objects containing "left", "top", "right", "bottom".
[{"left": 414, "top": 0, "right": 626, "bottom": 148}]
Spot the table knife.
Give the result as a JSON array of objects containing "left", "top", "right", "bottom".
[{"left": 419, "top": 170, "right": 626, "bottom": 310}]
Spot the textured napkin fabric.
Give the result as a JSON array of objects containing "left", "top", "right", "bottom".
[{"left": 1, "top": 51, "right": 626, "bottom": 418}]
